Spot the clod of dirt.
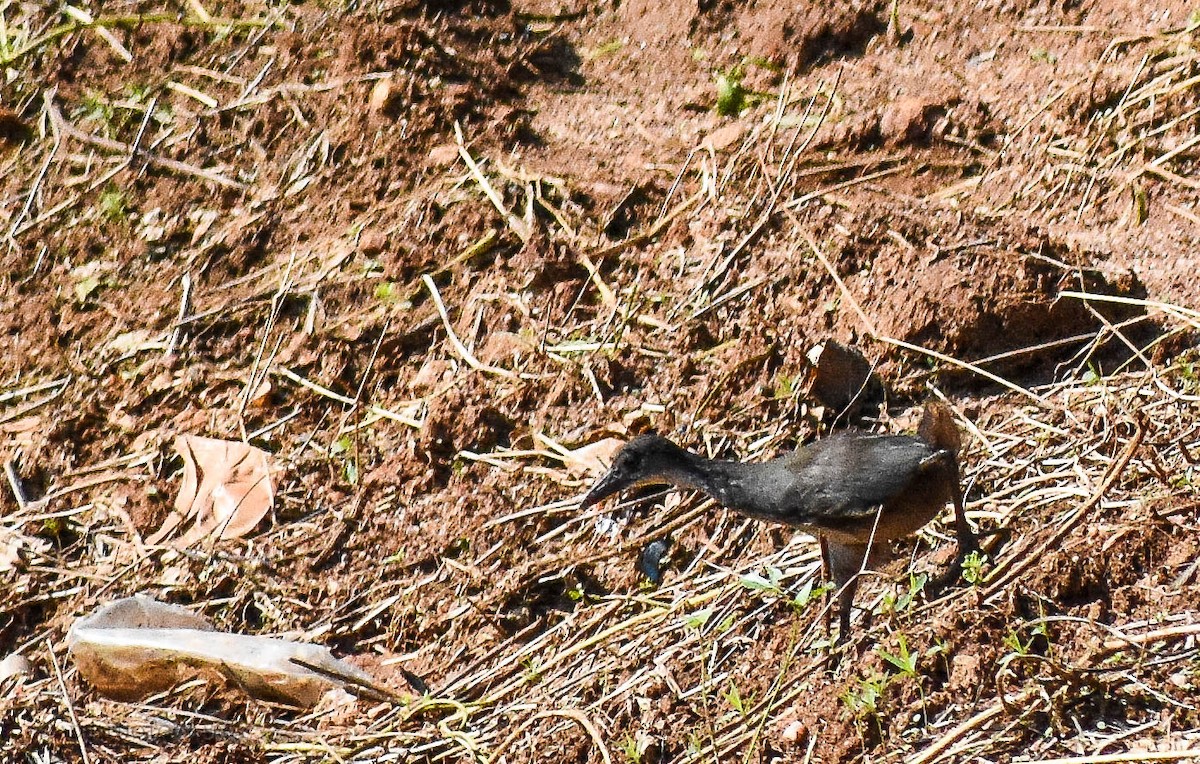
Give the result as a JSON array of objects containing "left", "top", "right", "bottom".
[
  {"left": 0, "top": 653, "right": 33, "bottom": 683},
  {"left": 368, "top": 76, "right": 394, "bottom": 115},
  {"left": 879, "top": 96, "right": 947, "bottom": 146},
  {"left": 720, "top": 1, "right": 886, "bottom": 68},
  {"left": 807, "top": 339, "right": 885, "bottom": 422},
  {"left": 844, "top": 228, "right": 1146, "bottom": 376},
  {"left": 427, "top": 144, "right": 461, "bottom": 166},
  {"left": 358, "top": 230, "right": 388, "bottom": 257},
  {"left": 702, "top": 123, "right": 746, "bottom": 152},
  {"left": 948, "top": 651, "right": 983, "bottom": 693},
  {"left": 0, "top": 108, "right": 32, "bottom": 145}
]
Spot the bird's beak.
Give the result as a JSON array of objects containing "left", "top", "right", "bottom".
[{"left": 579, "top": 468, "right": 628, "bottom": 509}]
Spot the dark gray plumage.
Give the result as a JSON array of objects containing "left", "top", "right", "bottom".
[{"left": 580, "top": 429, "right": 977, "bottom": 641}]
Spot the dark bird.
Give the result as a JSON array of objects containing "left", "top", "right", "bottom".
[{"left": 579, "top": 414, "right": 977, "bottom": 642}]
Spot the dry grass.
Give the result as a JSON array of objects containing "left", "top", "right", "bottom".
[{"left": 2, "top": 4, "right": 1200, "bottom": 764}]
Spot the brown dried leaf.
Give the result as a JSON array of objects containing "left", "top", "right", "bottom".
[
  {"left": 148, "top": 435, "right": 276, "bottom": 547},
  {"left": 0, "top": 527, "right": 49, "bottom": 573},
  {"left": 561, "top": 437, "right": 624, "bottom": 478}
]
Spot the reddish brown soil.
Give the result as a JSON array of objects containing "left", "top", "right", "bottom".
[{"left": 2, "top": 1, "right": 1199, "bottom": 763}]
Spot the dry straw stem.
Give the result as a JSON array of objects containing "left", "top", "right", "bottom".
[
  {"left": 454, "top": 123, "right": 531, "bottom": 243},
  {"left": 591, "top": 186, "right": 707, "bottom": 260},
  {"left": 421, "top": 274, "right": 520, "bottom": 380},
  {"left": 44, "top": 94, "right": 244, "bottom": 189},
  {"left": 273, "top": 366, "right": 423, "bottom": 429},
  {"left": 488, "top": 709, "right": 611, "bottom": 764},
  {"left": 0, "top": 10, "right": 272, "bottom": 67},
  {"left": 908, "top": 691, "right": 1017, "bottom": 764},
  {"left": 0, "top": 376, "right": 70, "bottom": 426},
  {"left": 1099, "top": 621, "right": 1200, "bottom": 656},
  {"left": 47, "top": 637, "right": 92, "bottom": 764},
  {"left": 1029, "top": 752, "right": 1200, "bottom": 764},
  {"left": 982, "top": 416, "right": 1145, "bottom": 598}
]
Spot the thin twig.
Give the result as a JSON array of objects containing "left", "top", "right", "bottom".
[
  {"left": 47, "top": 638, "right": 92, "bottom": 764},
  {"left": 46, "top": 94, "right": 244, "bottom": 189},
  {"left": 422, "top": 274, "right": 519, "bottom": 380}
]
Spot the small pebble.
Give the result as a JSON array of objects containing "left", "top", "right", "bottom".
[
  {"left": 0, "top": 654, "right": 33, "bottom": 682},
  {"left": 639, "top": 539, "right": 671, "bottom": 585}
]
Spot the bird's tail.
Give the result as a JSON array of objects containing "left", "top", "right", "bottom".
[
  {"left": 917, "top": 401, "right": 961, "bottom": 456},
  {"left": 917, "top": 401, "right": 979, "bottom": 556}
]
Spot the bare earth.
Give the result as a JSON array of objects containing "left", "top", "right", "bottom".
[{"left": 2, "top": 1, "right": 1199, "bottom": 762}]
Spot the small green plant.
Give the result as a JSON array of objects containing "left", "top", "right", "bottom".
[
  {"left": 884, "top": 632, "right": 928, "bottom": 714},
  {"left": 374, "top": 280, "right": 402, "bottom": 304},
  {"left": 1177, "top": 358, "right": 1200, "bottom": 394},
  {"left": 715, "top": 67, "right": 747, "bottom": 116},
  {"left": 961, "top": 550, "right": 988, "bottom": 584},
  {"left": 723, "top": 680, "right": 752, "bottom": 717},
  {"left": 877, "top": 633, "right": 918, "bottom": 677},
  {"left": 1001, "top": 628, "right": 1031, "bottom": 658},
  {"left": 99, "top": 186, "right": 127, "bottom": 221},
  {"left": 716, "top": 612, "right": 736, "bottom": 633},
  {"left": 740, "top": 565, "right": 786, "bottom": 594},
  {"left": 78, "top": 90, "right": 116, "bottom": 133},
  {"left": 883, "top": 571, "right": 928, "bottom": 615},
  {"left": 585, "top": 38, "right": 623, "bottom": 59},
  {"left": 772, "top": 374, "right": 799, "bottom": 400},
  {"left": 1131, "top": 183, "right": 1149, "bottom": 225},
  {"left": 684, "top": 607, "right": 713, "bottom": 630},
  {"left": 999, "top": 622, "right": 1049, "bottom": 667},
  {"left": 840, "top": 671, "right": 887, "bottom": 718},
  {"left": 329, "top": 434, "right": 359, "bottom": 486},
  {"left": 789, "top": 578, "right": 833, "bottom": 612},
  {"left": 740, "top": 566, "right": 831, "bottom": 615},
  {"left": 521, "top": 657, "right": 543, "bottom": 683},
  {"left": 617, "top": 734, "right": 643, "bottom": 763},
  {"left": 566, "top": 582, "right": 592, "bottom": 605}
]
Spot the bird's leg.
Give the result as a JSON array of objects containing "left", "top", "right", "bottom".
[
  {"left": 926, "top": 454, "right": 981, "bottom": 597},
  {"left": 948, "top": 456, "right": 979, "bottom": 561},
  {"left": 819, "top": 536, "right": 834, "bottom": 638},
  {"left": 824, "top": 540, "right": 871, "bottom": 646}
]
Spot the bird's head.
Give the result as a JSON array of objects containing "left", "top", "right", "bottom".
[{"left": 579, "top": 434, "right": 688, "bottom": 508}]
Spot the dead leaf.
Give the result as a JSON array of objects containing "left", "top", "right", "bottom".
[
  {"left": 148, "top": 435, "right": 276, "bottom": 547},
  {"left": 918, "top": 401, "right": 962, "bottom": 456},
  {"left": 702, "top": 123, "right": 745, "bottom": 152},
  {"left": 808, "top": 340, "right": 885, "bottom": 420},
  {"left": 0, "top": 527, "right": 49, "bottom": 573},
  {"left": 561, "top": 437, "right": 624, "bottom": 478},
  {"left": 68, "top": 595, "right": 375, "bottom": 707},
  {"left": 245, "top": 377, "right": 272, "bottom": 408}
]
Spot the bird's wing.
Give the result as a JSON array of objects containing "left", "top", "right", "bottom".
[{"left": 781, "top": 435, "right": 937, "bottom": 521}]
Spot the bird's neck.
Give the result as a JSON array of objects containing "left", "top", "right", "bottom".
[{"left": 663, "top": 453, "right": 763, "bottom": 515}]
